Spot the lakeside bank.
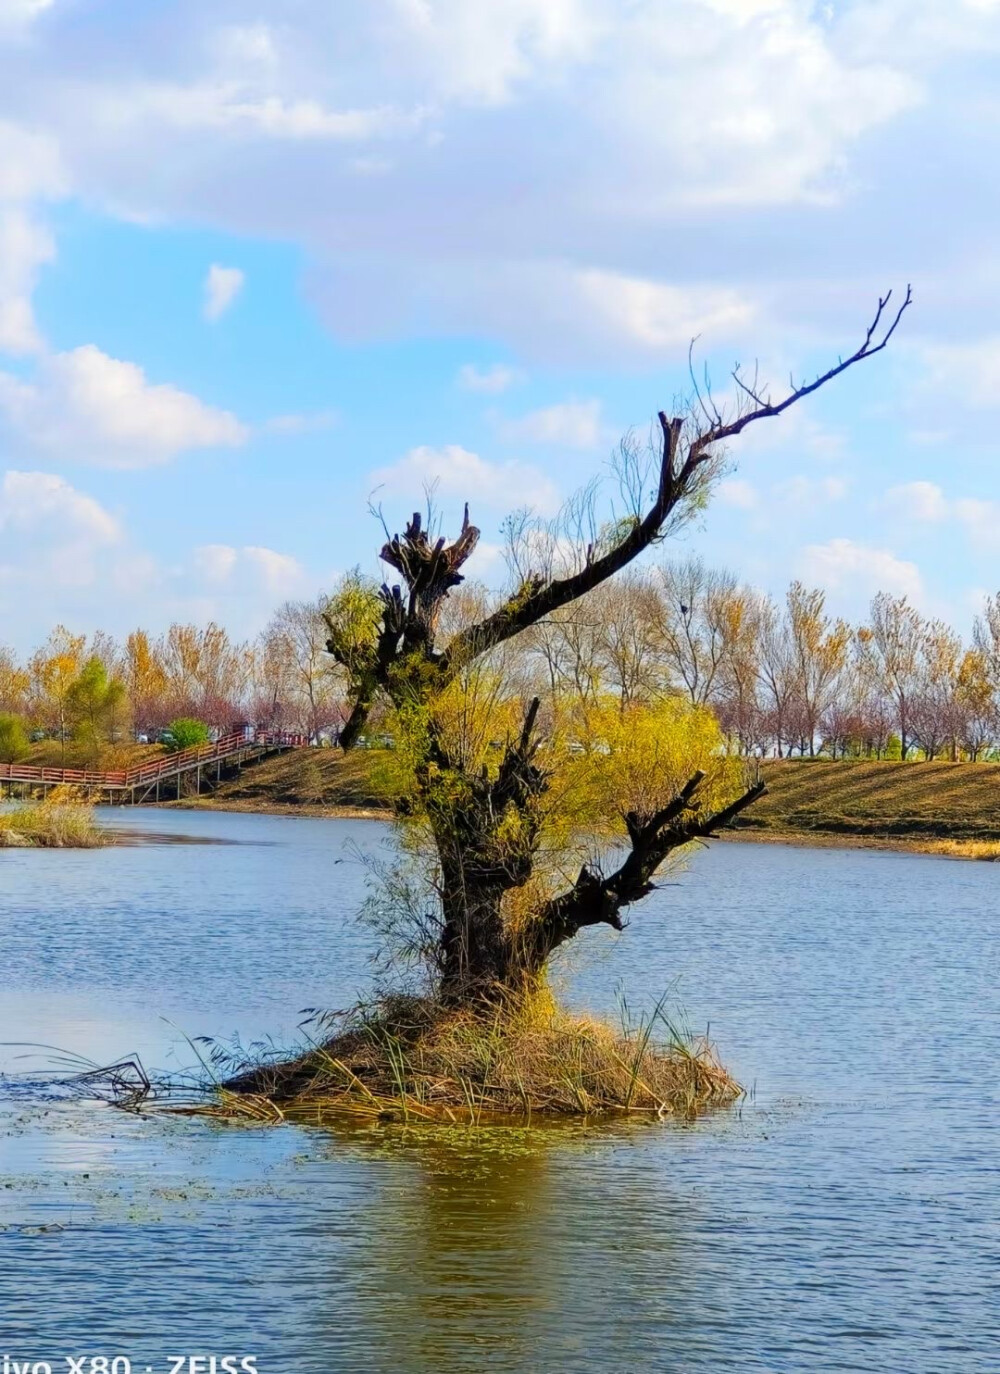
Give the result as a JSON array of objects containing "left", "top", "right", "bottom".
[{"left": 151, "top": 750, "right": 1000, "bottom": 860}]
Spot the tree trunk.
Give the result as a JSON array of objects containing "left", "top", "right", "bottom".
[{"left": 438, "top": 872, "right": 519, "bottom": 1003}]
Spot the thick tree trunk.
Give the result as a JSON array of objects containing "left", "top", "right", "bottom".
[{"left": 438, "top": 876, "right": 518, "bottom": 1003}]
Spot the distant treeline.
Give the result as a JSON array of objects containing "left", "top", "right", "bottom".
[{"left": 4, "top": 560, "right": 1000, "bottom": 762}]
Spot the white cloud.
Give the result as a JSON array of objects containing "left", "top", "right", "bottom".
[
  {"left": 0, "top": 468, "right": 316, "bottom": 647},
  {"left": 880, "top": 481, "right": 1000, "bottom": 546},
  {"left": 457, "top": 363, "right": 523, "bottom": 394},
  {"left": 0, "top": 1, "right": 934, "bottom": 365},
  {"left": 117, "top": 83, "right": 427, "bottom": 142},
  {"left": 372, "top": 444, "right": 560, "bottom": 515},
  {"left": 0, "top": 344, "right": 248, "bottom": 467},
  {"left": 203, "top": 263, "right": 244, "bottom": 321},
  {"left": 0, "top": 120, "right": 65, "bottom": 201},
  {"left": 243, "top": 545, "right": 307, "bottom": 594},
  {"left": 575, "top": 271, "right": 754, "bottom": 350},
  {"left": 0, "top": 468, "right": 119, "bottom": 543},
  {"left": 194, "top": 542, "right": 307, "bottom": 596},
  {"left": 798, "top": 537, "right": 923, "bottom": 602},
  {"left": 884, "top": 480, "right": 948, "bottom": 521},
  {"left": 717, "top": 478, "right": 759, "bottom": 510},
  {"left": 0, "top": 469, "right": 121, "bottom": 600},
  {"left": 0, "top": 0, "right": 56, "bottom": 37},
  {"left": 503, "top": 398, "right": 603, "bottom": 448},
  {"left": 0, "top": 208, "right": 54, "bottom": 353}
]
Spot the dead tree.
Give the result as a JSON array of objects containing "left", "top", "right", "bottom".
[{"left": 326, "top": 290, "right": 912, "bottom": 1003}]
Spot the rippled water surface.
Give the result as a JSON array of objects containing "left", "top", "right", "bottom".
[{"left": 1, "top": 810, "right": 998, "bottom": 1372}]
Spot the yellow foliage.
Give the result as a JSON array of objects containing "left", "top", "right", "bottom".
[{"left": 558, "top": 695, "right": 742, "bottom": 833}]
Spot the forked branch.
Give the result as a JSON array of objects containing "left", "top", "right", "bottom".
[{"left": 531, "top": 771, "right": 767, "bottom": 961}]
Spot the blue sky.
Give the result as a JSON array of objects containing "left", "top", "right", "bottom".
[{"left": 2, "top": 0, "right": 1000, "bottom": 651}]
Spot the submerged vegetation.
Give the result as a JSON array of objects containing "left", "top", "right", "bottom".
[{"left": 0, "top": 786, "right": 108, "bottom": 848}]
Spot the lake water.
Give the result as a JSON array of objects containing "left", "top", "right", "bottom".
[{"left": 1, "top": 810, "right": 997, "bottom": 1372}]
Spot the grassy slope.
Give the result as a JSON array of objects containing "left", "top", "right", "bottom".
[
  {"left": 201, "top": 749, "right": 1000, "bottom": 842},
  {"left": 18, "top": 740, "right": 166, "bottom": 770},
  {"left": 744, "top": 759, "right": 1000, "bottom": 841},
  {"left": 193, "top": 746, "right": 390, "bottom": 815}
]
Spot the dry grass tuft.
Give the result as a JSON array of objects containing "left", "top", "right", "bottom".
[
  {"left": 924, "top": 838, "right": 1000, "bottom": 861},
  {"left": 0, "top": 786, "right": 109, "bottom": 848},
  {"left": 212, "top": 991, "right": 741, "bottom": 1125}
]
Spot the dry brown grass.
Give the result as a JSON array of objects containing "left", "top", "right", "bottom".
[
  {"left": 0, "top": 786, "right": 109, "bottom": 848},
  {"left": 199, "top": 746, "right": 391, "bottom": 815},
  {"left": 744, "top": 759, "right": 1000, "bottom": 843},
  {"left": 211, "top": 991, "right": 741, "bottom": 1125},
  {"left": 923, "top": 838, "right": 1000, "bottom": 861},
  {"left": 21, "top": 740, "right": 165, "bottom": 771}
]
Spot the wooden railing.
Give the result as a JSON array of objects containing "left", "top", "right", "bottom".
[{"left": 0, "top": 730, "right": 307, "bottom": 791}]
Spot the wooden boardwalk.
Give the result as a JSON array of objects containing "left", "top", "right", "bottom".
[{"left": 0, "top": 730, "right": 307, "bottom": 804}]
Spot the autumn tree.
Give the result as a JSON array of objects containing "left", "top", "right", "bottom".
[
  {"left": 910, "top": 620, "right": 962, "bottom": 760},
  {"left": 160, "top": 623, "right": 252, "bottom": 726},
  {"left": 0, "top": 646, "right": 29, "bottom": 717},
  {"left": 0, "top": 712, "right": 29, "bottom": 763},
  {"left": 869, "top": 592, "right": 926, "bottom": 760},
  {"left": 123, "top": 630, "right": 168, "bottom": 737},
  {"left": 955, "top": 649, "right": 995, "bottom": 760},
  {"left": 655, "top": 558, "right": 738, "bottom": 707},
  {"left": 67, "top": 656, "right": 127, "bottom": 763},
  {"left": 785, "top": 582, "right": 849, "bottom": 756},
  {"left": 29, "top": 626, "right": 86, "bottom": 762},
  {"left": 324, "top": 292, "right": 910, "bottom": 1004},
  {"left": 260, "top": 598, "right": 343, "bottom": 738}
]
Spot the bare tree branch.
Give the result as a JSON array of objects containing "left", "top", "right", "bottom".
[
  {"left": 532, "top": 773, "right": 767, "bottom": 958},
  {"left": 441, "top": 289, "right": 912, "bottom": 679}
]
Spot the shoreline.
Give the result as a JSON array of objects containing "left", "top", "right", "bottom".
[{"left": 151, "top": 797, "right": 1000, "bottom": 860}]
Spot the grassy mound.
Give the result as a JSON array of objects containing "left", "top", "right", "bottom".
[
  {"left": 0, "top": 787, "right": 108, "bottom": 848},
  {"left": 214, "top": 993, "right": 741, "bottom": 1125}
]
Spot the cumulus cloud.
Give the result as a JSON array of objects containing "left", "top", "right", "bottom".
[
  {"left": 0, "top": 467, "right": 314, "bottom": 647},
  {"left": 0, "top": 469, "right": 121, "bottom": 604},
  {"left": 0, "top": 468, "right": 119, "bottom": 543},
  {"left": 0, "top": 344, "right": 248, "bottom": 467},
  {"left": 0, "top": 0, "right": 940, "bottom": 363},
  {"left": 194, "top": 541, "right": 307, "bottom": 595},
  {"left": 502, "top": 398, "right": 603, "bottom": 448},
  {"left": 798, "top": 537, "right": 923, "bottom": 602},
  {"left": 880, "top": 480, "right": 1000, "bottom": 546},
  {"left": 371, "top": 444, "right": 560, "bottom": 515},
  {"left": 0, "top": 120, "right": 65, "bottom": 202},
  {"left": 203, "top": 263, "right": 244, "bottom": 321}
]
